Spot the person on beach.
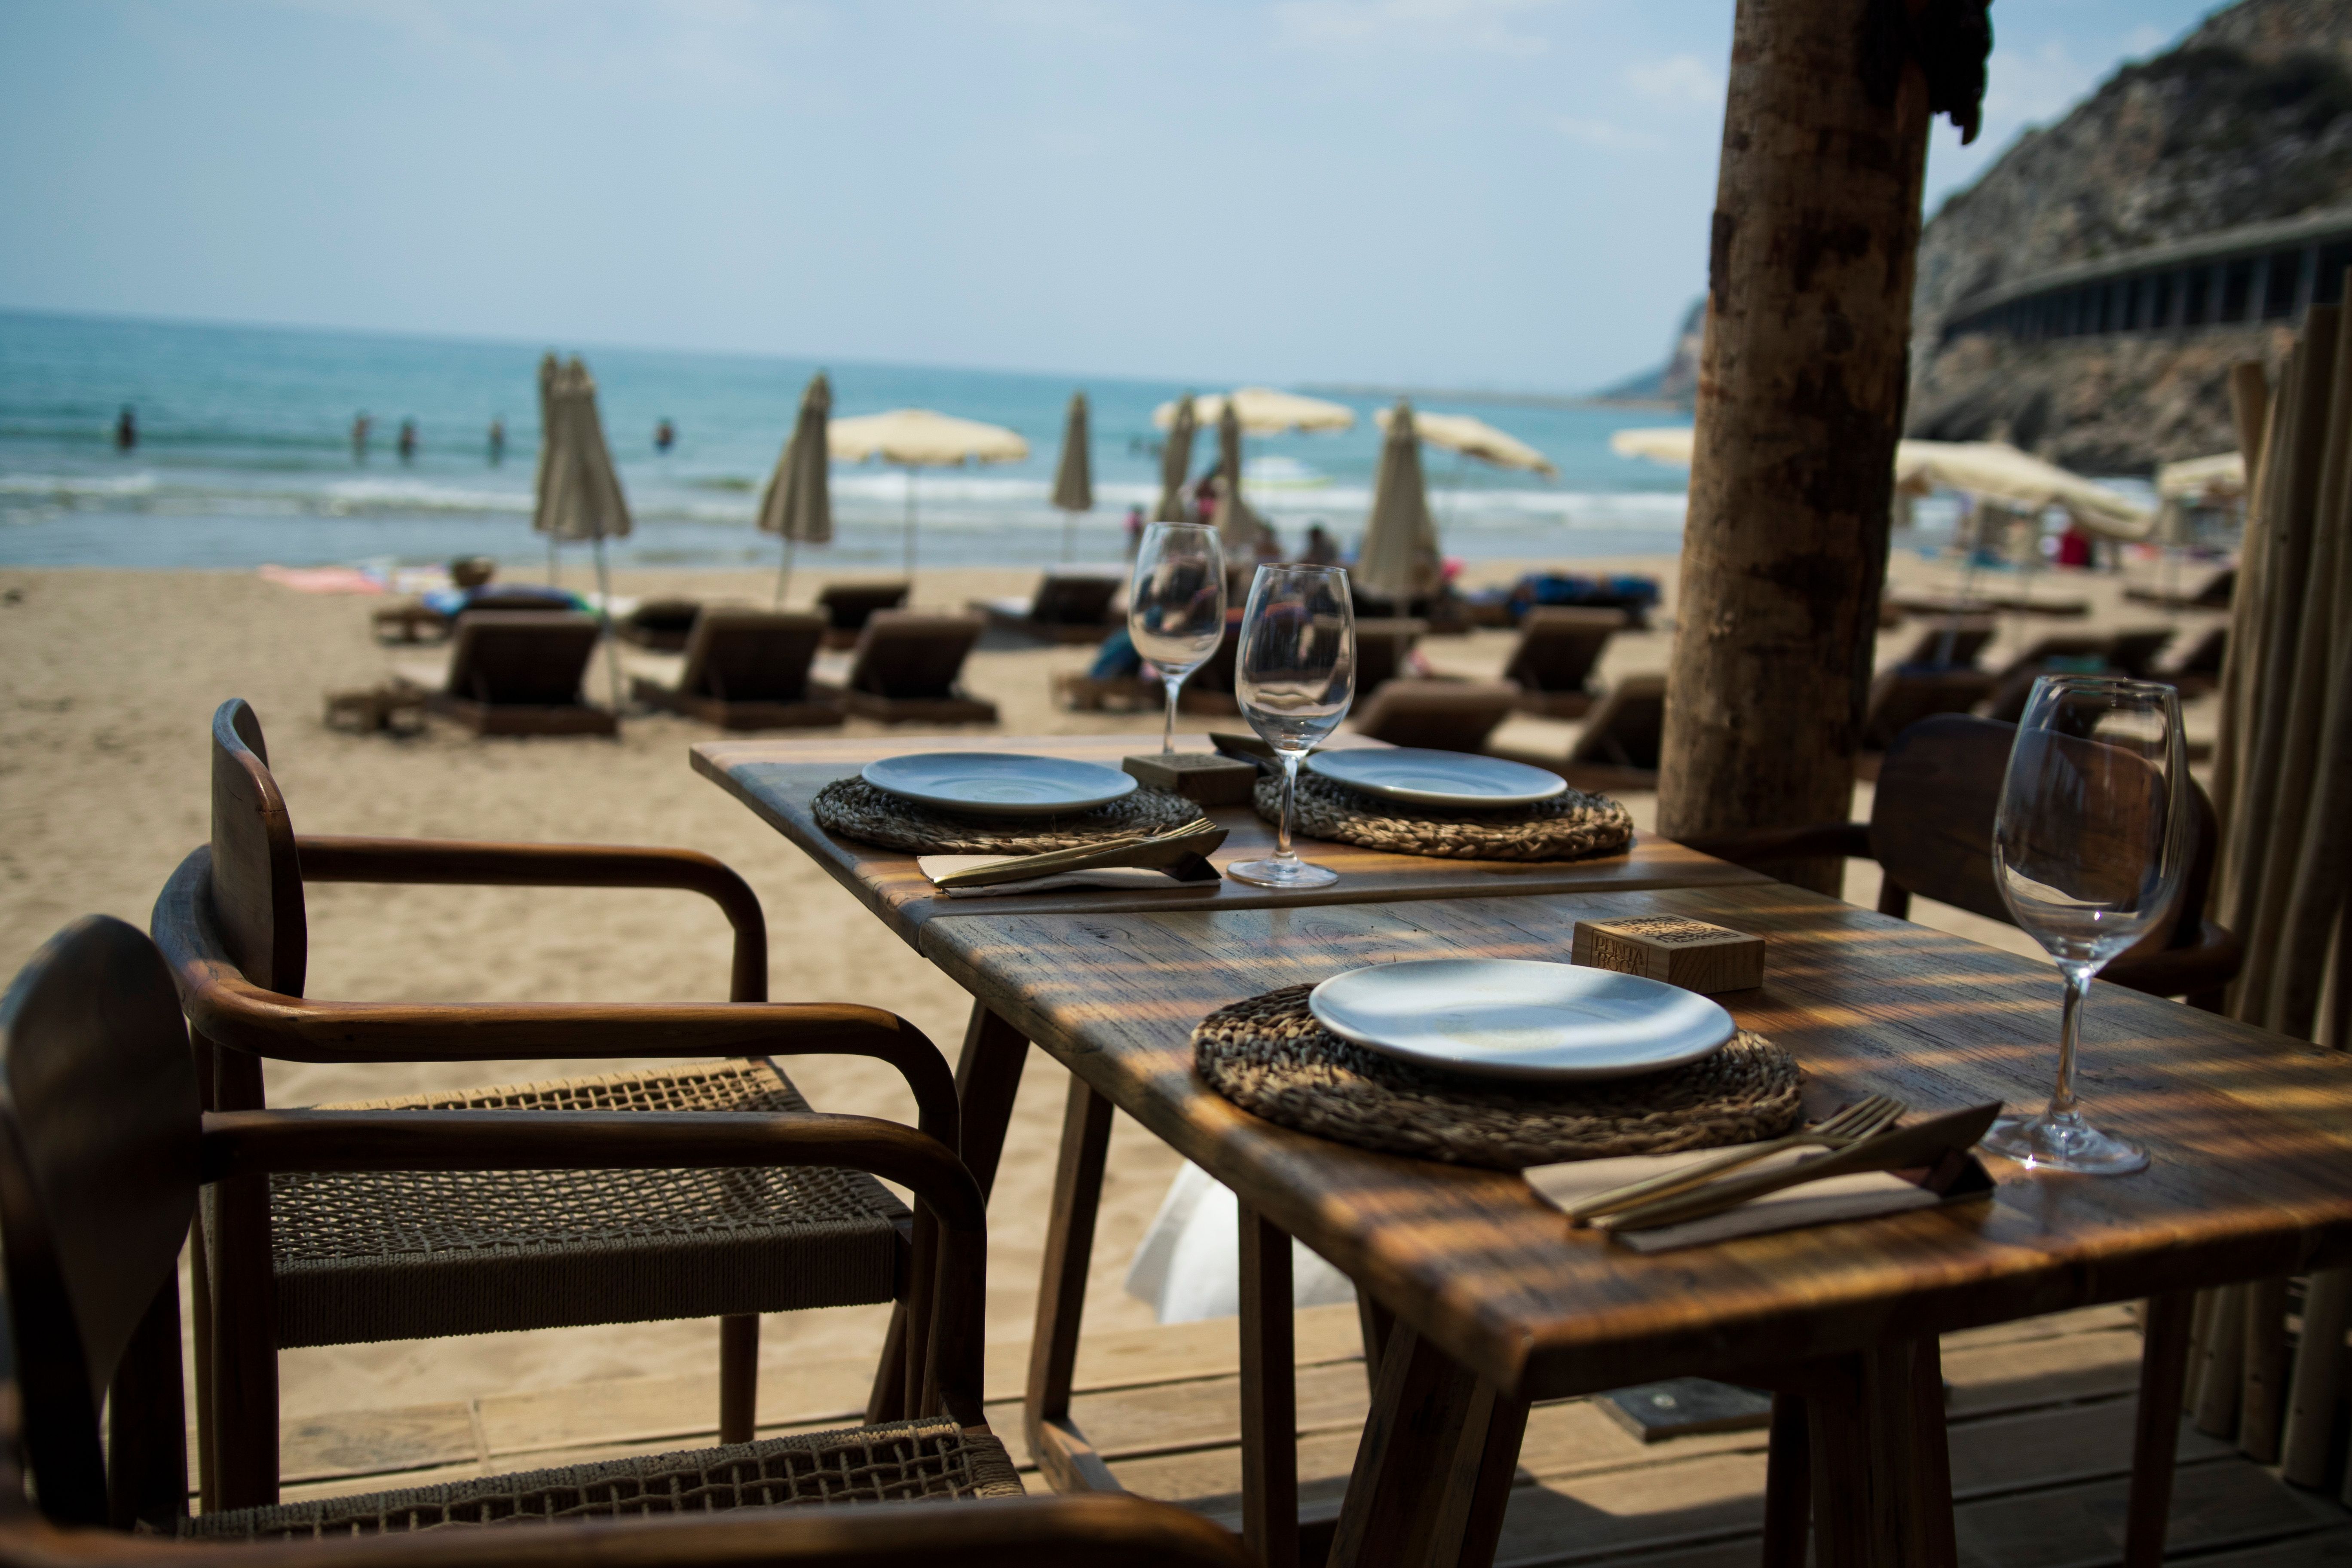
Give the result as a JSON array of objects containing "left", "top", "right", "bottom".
[
  {"left": 488, "top": 418, "right": 505, "bottom": 465},
  {"left": 114, "top": 406, "right": 136, "bottom": 452},
  {"left": 1191, "top": 466, "right": 1220, "bottom": 524},
  {"left": 1302, "top": 523, "right": 1338, "bottom": 566},
  {"left": 351, "top": 413, "right": 372, "bottom": 461},
  {"left": 655, "top": 418, "right": 675, "bottom": 453},
  {"left": 1125, "top": 505, "right": 1145, "bottom": 558},
  {"left": 397, "top": 420, "right": 419, "bottom": 463}
]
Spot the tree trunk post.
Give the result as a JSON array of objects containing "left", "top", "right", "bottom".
[{"left": 1660, "top": 0, "right": 1978, "bottom": 893}]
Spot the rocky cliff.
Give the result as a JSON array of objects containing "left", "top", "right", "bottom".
[{"left": 1906, "top": 0, "right": 2352, "bottom": 470}]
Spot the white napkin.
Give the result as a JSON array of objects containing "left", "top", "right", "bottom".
[
  {"left": 916, "top": 854, "right": 1219, "bottom": 898},
  {"left": 1524, "top": 1144, "right": 1942, "bottom": 1253}
]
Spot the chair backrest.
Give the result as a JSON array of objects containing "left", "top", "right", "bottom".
[
  {"left": 210, "top": 699, "right": 306, "bottom": 997},
  {"left": 1899, "top": 617, "right": 1995, "bottom": 669},
  {"left": 848, "top": 612, "right": 983, "bottom": 698},
  {"left": 1350, "top": 680, "right": 1517, "bottom": 752},
  {"left": 1869, "top": 714, "right": 2215, "bottom": 943},
  {"left": 1568, "top": 673, "right": 1666, "bottom": 768},
  {"left": 1504, "top": 607, "right": 1627, "bottom": 695},
  {"left": 2174, "top": 624, "right": 2229, "bottom": 677},
  {"left": 1029, "top": 574, "right": 1122, "bottom": 627},
  {"left": 0, "top": 917, "right": 201, "bottom": 1528},
  {"left": 1861, "top": 666, "right": 1997, "bottom": 751},
  {"left": 1353, "top": 618, "right": 1426, "bottom": 692},
  {"left": 680, "top": 610, "right": 825, "bottom": 701},
  {"left": 2000, "top": 632, "right": 2113, "bottom": 682},
  {"left": 2106, "top": 628, "right": 2177, "bottom": 679},
  {"left": 817, "top": 581, "right": 912, "bottom": 631},
  {"left": 445, "top": 612, "right": 602, "bottom": 705}
]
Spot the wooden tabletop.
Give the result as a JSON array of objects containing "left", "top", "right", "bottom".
[
  {"left": 916, "top": 881, "right": 2352, "bottom": 1404},
  {"left": 691, "top": 732, "right": 1770, "bottom": 948}
]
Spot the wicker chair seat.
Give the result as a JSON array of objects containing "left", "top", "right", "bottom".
[
  {"left": 187, "top": 1419, "right": 1023, "bottom": 1539},
  {"left": 264, "top": 1060, "right": 910, "bottom": 1348}
]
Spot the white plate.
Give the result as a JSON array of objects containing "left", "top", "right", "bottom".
[
  {"left": 861, "top": 752, "right": 1140, "bottom": 818},
  {"left": 1308, "top": 959, "right": 1734, "bottom": 1081},
  {"left": 1304, "top": 747, "right": 1567, "bottom": 808}
]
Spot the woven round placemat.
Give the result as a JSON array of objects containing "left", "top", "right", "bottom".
[
  {"left": 1254, "top": 772, "right": 1634, "bottom": 862},
  {"left": 1194, "top": 983, "right": 1801, "bottom": 1168},
  {"left": 812, "top": 777, "right": 1206, "bottom": 855}
]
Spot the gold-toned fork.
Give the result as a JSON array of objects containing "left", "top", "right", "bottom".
[
  {"left": 1562, "top": 1094, "right": 1908, "bottom": 1225},
  {"left": 931, "top": 817, "right": 1226, "bottom": 890}
]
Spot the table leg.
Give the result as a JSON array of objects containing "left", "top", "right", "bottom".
[
  {"left": 1432, "top": 1379, "right": 1530, "bottom": 1568},
  {"left": 1357, "top": 1294, "right": 1397, "bottom": 1393},
  {"left": 2125, "top": 1290, "right": 2196, "bottom": 1568},
  {"left": 1759, "top": 1393, "right": 1812, "bottom": 1568},
  {"left": 867, "top": 1001, "right": 1033, "bottom": 1423},
  {"left": 1027, "top": 1074, "right": 1118, "bottom": 1493},
  {"left": 1804, "top": 1338, "right": 1957, "bottom": 1568},
  {"left": 1325, "top": 1320, "right": 1485, "bottom": 1568},
  {"left": 1240, "top": 1203, "right": 1298, "bottom": 1568}
]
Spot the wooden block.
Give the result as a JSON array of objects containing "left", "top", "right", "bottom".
[
  {"left": 1572, "top": 916, "right": 1765, "bottom": 994},
  {"left": 1595, "top": 1379, "right": 1774, "bottom": 1443},
  {"left": 1122, "top": 751, "right": 1259, "bottom": 806}
]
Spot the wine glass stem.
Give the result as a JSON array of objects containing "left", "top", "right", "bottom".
[
  {"left": 1276, "top": 750, "right": 1302, "bottom": 864},
  {"left": 1161, "top": 669, "right": 1189, "bottom": 756},
  {"left": 2047, "top": 963, "right": 2094, "bottom": 1121}
]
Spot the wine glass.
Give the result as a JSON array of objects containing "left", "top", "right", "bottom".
[
  {"left": 1228, "top": 564, "right": 1356, "bottom": 889},
  {"left": 1128, "top": 523, "right": 1228, "bottom": 756},
  {"left": 1984, "top": 675, "right": 2191, "bottom": 1176}
]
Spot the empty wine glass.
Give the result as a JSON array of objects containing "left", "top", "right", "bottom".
[
  {"left": 1984, "top": 675, "right": 2191, "bottom": 1176},
  {"left": 1127, "top": 523, "right": 1228, "bottom": 756},
  {"left": 1228, "top": 564, "right": 1355, "bottom": 889}
]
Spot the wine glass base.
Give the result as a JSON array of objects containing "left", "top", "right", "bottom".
[
  {"left": 1226, "top": 857, "right": 1338, "bottom": 889},
  {"left": 1982, "top": 1112, "right": 2149, "bottom": 1176}
]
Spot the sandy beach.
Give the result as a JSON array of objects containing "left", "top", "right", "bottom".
[{"left": 0, "top": 552, "right": 2221, "bottom": 1425}]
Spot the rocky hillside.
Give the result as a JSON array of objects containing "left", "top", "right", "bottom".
[
  {"left": 1596, "top": 299, "right": 1704, "bottom": 405},
  {"left": 1907, "top": 0, "right": 2352, "bottom": 469}
]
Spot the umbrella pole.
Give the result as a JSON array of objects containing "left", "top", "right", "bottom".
[
  {"left": 1063, "top": 509, "right": 1076, "bottom": 564},
  {"left": 592, "top": 534, "right": 624, "bottom": 719},
  {"left": 776, "top": 538, "right": 797, "bottom": 609},
  {"left": 548, "top": 534, "right": 559, "bottom": 588}
]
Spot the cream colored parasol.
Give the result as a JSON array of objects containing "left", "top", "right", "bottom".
[
  {"left": 1355, "top": 400, "right": 1442, "bottom": 604},
  {"left": 2157, "top": 451, "right": 2246, "bottom": 502},
  {"left": 1051, "top": 391, "right": 1093, "bottom": 561},
  {"left": 1378, "top": 407, "right": 1557, "bottom": 476},
  {"left": 1151, "top": 387, "right": 1357, "bottom": 435},
  {"left": 828, "top": 408, "right": 1029, "bottom": 576},
  {"left": 758, "top": 372, "right": 833, "bottom": 605},
  {"left": 1155, "top": 395, "right": 1197, "bottom": 523}
]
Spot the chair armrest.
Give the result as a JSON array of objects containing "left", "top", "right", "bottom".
[
  {"left": 2102, "top": 920, "right": 2244, "bottom": 1001},
  {"left": 293, "top": 836, "right": 768, "bottom": 1002},
  {"left": 1677, "top": 821, "right": 1873, "bottom": 870},
  {"left": 182, "top": 975, "right": 957, "bottom": 1148}
]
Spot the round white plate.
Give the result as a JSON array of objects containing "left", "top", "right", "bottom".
[
  {"left": 1304, "top": 747, "right": 1567, "bottom": 808},
  {"left": 1308, "top": 958, "right": 1734, "bottom": 1081},
  {"left": 861, "top": 752, "right": 1139, "bottom": 818}
]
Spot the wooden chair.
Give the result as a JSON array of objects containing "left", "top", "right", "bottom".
[
  {"left": 1348, "top": 680, "right": 1518, "bottom": 752},
  {"left": 1896, "top": 616, "right": 1996, "bottom": 668},
  {"left": 817, "top": 582, "right": 913, "bottom": 651},
  {"left": 1352, "top": 618, "right": 1427, "bottom": 696},
  {"left": 424, "top": 612, "right": 615, "bottom": 736},
  {"left": 615, "top": 596, "right": 705, "bottom": 651},
  {"left": 973, "top": 574, "right": 1125, "bottom": 644},
  {"left": 1501, "top": 607, "right": 1628, "bottom": 719},
  {"left": 1982, "top": 633, "right": 2121, "bottom": 724},
  {"left": 0, "top": 918, "right": 1243, "bottom": 1557},
  {"left": 631, "top": 609, "right": 844, "bottom": 730},
  {"left": 812, "top": 612, "right": 998, "bottom": 725},
  {"left": 150, "top": 700, "right": 962, "bottom": 1512}
]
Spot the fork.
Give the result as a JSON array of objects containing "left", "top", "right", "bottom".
[{"left": 1561, "top": 1094, "right": 1908, "bottom": 1225}]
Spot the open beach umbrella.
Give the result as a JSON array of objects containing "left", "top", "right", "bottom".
[
  {"left": 533, "top": 356, "right": 631, "bottom": 713},
  {"left": 759, "top": 372, "right": 833, "bottom": 606},
  {"left": 1152, "top": 387, "right": 1357, "bottom": 435},
  {"left": 1154, "top": 395, "right": 1197, "bottom": 523},
  {"left": 2157, "top": 451, "right": 2246, "bottom": 502},
  {"left": 1052, "top": 391, "right": 1093, "bottom": 562},
  {"left": 828, "top": 408, "right": 1029, "bottom": 578},
  {"left": 1378, "top": 407, "right": 1557, "bottom": 477},
  {"left": 1355, "top": 401, "right": 1442, "bottom": 604},
  {"left": 1212, "top": 401, "right": 1278, "bottom": 562}
]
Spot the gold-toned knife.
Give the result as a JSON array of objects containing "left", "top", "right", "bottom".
[{"left": 931, "top": 818, "right": 1228, "bottom": 890}]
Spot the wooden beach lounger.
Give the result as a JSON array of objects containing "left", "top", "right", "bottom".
[
  {"left": 1858, "top": 665, "right": 1998, "bottom": 770},
  {"left": 371, "top": 583, "right": 578, "bottom": 646},
  {"left": 974, "top": 572, "right": 1125, "bottom": 644},
  {"left": 2126, "top": 563, "right": 2236, "bottom": 609},
  {"left": 1896, "top": 615, "right": 1996, "bottom": 668},
  {"left": 2105, "top": 626, "right": 2177, "bottom": 678},
  {"left": 148, "top": 700, "right": 977, "bottom": 1508},
  {"left": 1348, "top": 679, "right": 1519, "bottom": 752},
  {"left": 815, "top": 610, "right": 999, "bottom": 724},
  {"left": 1354, "top": 617, "right": 1427, "bottom": 695},
  {"left": 1501, "top": 606, "right": 1628, "bottom": 718},
  {"left": 425, "top": 610, "right": 617, "bottom": 736},
  {"left": 817, "top": 580, "right": 912, "bottom": 650},
  {"left": 631, "top": 609, "right": 843, "bottom": 730},
  {"left": 615, "top": 595, "right": 704, "bottom": 651},
  {"left": 1493, "top": 671, "right": 1665, "bottom": 792}
]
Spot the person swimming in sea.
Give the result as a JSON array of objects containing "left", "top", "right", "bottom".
[
  {"left": 351, "top": 413, "right": 372, "bottom": 461},
  {"left": 397, "top": 420, "right": 419, "bottom": 463},
  {"left": 655, "top": 418, "right": 676, "bottom": 453},
  {"left": 488, "top": 418, "right": 505, "bottom": 465},
  {"left": 114, "top": 406, "right": 136, "bottom": 452}
]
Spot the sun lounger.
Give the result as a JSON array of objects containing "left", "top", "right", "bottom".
[
  {"left": 1987, "top": 591, "right": 2090, "bottom": 617},
  {"left": 816, "top": 581, "right": 912, "bottom": 650},
  {"left": 2161, "top": 625, "right": 2230, "bottom": 696},
  {"left": 1502, "top": 607, "right": 1628, "bottom": 718},
  {"left": 974, "top": 572, "right": 1125, "bottom": 644},
  {"left": 1897, "top": 616, "right": 1996, "bottom": 668},
  {"left": 812, "top": 610, "right": 998, "bottom": 724},
  {"left": 616, "top": 596, "right": 704, "bottom": 651},
  {"left": 371, "top": 583, "right": 579, "bottom": 646},
  {"left": 1858, "top": 665, "right": 2000, "bottom": 772},
  {"left": 425, "top": 611, "right": 617, "bottom": 736},
  {"left": 1349, "top": 679, "right": 1519, "bottom": 752},
  {"left": 629, "top": 609, "right": 842, "bottom": 730},
  {"left": 1995, "top": 631, "right": 2116, "bottom": 684},
  {"left": 2126, "top": 564, "right": 2236, "bottom": 609},
  {"left": 1492, "top": 672, "right": 1666, "bottom": 792},
  {"left": 1886, "top": 592, "right": 1995, "bottom": 619},
  {"left": 2105, "top": 627, "right": 2177, "bottom": 679},
  {"left": 1355, "top": 618, "right": 1427, "bottom": 695}
]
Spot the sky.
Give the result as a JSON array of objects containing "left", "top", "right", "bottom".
[{"left": 0, "top": 0, "right": 2220, "bottom": 393}]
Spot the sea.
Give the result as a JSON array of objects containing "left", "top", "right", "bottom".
[{"left": 0, "top": 309, "right": 1699, "bottom": 573}]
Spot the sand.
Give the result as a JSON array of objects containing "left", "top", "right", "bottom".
[{"left": 0, "top": 551, "right": 2221, "bottom": 1423}]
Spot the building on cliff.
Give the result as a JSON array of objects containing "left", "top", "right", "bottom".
[{"left": 1907, "top": 0, "right": 2352, "bottom": 473}]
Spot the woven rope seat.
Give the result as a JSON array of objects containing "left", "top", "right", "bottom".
[
  {"left": 1194, "top": 984, "right": 1802, "bottom": 1169},
  {"left": 811, "top": 777, "right": 1204, "bottom": 855},
  {"left": 1256, "top": 773, "right": 1634, "bottom": 861},
  {"left": 188, "top": 1418, "right": 1023, "bottom": 1540},
  {"left": 269, "top": 1060, "right": 908, "bottom": 1348}
]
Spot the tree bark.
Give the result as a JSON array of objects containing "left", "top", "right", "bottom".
[{"left": 1659, "top": 0, "right": 1939, "bottom": 894}]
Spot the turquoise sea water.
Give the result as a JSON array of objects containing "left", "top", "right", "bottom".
[{"left": 0, "top": 310, "right": 1694, "bottom": 571}]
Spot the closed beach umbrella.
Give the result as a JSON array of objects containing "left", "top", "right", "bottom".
[
  {"left": 533, "top": 352, "right": 561, "bottom": 582},
  {"left": 1052, "top": 391, "right": 1093, "bottom": 562},
  {"left": 1152, "top": 387, "right": 1357, "bottom": 435},
  {"left": 533, "top": 356, "right": 631, "bottom": 712},
  {"left": 1155, "top": 394, "right": 1197, "bottom": 523},
  {"left": 1212, "top": 400, "right": 1276, "bottom": 562},
  {"left": 828, "top": 407, "right": 1029, "bottom": 578},
  {"left": 1356, "top": 400, "right": 1441, "bottom": 605},
  {"left": 759, "top": 372, "right": 833, "bottom": 606},
  {"left": 1378, "top": 407, "right": 1557, "bottom": 477}
]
